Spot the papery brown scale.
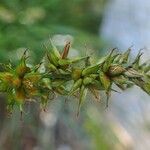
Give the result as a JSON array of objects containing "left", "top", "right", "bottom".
[
  {"left": 108, "top": 65, "right": 125, "bottom": 76},
  {"left": 61, "top": 42, "right": 71, "bottom": 59}
]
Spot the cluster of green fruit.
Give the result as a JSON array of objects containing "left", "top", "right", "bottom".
[{"left": 0, "top": 41, "right": 150, "bottom": 116}]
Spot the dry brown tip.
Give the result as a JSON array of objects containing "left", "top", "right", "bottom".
[{"left": 61, "top": 41, "right": 71, "bottom": 59}]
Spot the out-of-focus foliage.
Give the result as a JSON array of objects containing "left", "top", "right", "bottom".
[
  {"left": 0, "top": 0, "right": 106, "bottom": 63},
  {"left": 0, "top": 0, "right": 105, "bottom": 33}
]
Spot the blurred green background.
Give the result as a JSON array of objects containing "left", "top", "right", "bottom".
[
  {"left": 0, "top": 0, "right": 107, "bottom": 63},
  {"left": 0, "top": 0, "right": 127, "bottom": 150}
]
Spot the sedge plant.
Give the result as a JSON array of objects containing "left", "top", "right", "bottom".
[{"left": 0, "top": 41, "right": 150, "bottom": 116}]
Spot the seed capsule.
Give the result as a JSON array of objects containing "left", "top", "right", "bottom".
[
  {"left": 131, "top": 78, "right": 150, "bottom": 95},
  {"left": 108, "top": 65, "right": 125, "bottom": 76},
  {"left": 112, "top": 76, "right": 129, "bottom": 90},
  {"left": 124, "top": 68, "right": 143, "bottom": 78},
  {"left": 132, "top": 50, "right": 143, "bottom": 69},
  {"left": 90, "top": 80, "right": 103, "bottom": 90},
  {"left": 46, "top": 40, "right": 62, "bottom": 67},
  {"left": 82, "top": 64, "right": 99, "bottom": 76},
  {"left": 24, "top": 73, "right": 42, "bottom": 82},
  {"left": 89, "top": 74, "right": 98, "bottom": 79},
  {"left": 112, "top": 76, "right": 129, "bottom": 84},
  {"left": 71, "top": 68, "right": 82, "bottom": 81},
  {"left": 54, "top": 85, "right": 68, "bottom": 95},
  {"left": 102, "top": 48, "right": 116, "bottom": 72},
  {"left": 119, "top": 48, "right": 131, "bottom": 64},
  {"left": 52, "top": 79, "right": 65, "bottom": 87},
  {"left": 83, "top": 77, "right": 94, "bottom": 85},
  {"left": 50, "top": 39, "right": 61, "bottom": 59},
  {"left": 70, "top": 78, "right": 82, "bottom": 94},
  {"left": 48, "top": 63, "right": 57, "bottom": 72},
  {"left": 58, "top": 59, "right": 71, "bottom": 66},
  {"left": 41, "top": 78, "right": 52, "bottom": 89},
  {"left": 99, "top": 71, "right": 111, "bottom": 91},
  {"left": 58, "top": 69, "right": 70, "bottom": 75},
  {"left": 47, "top": 52, "right": 59, "bottom": 66}
]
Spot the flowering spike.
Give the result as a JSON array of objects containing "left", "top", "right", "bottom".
[{"left": 0, "top": 42, "right": 149, "bottom": 117}]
